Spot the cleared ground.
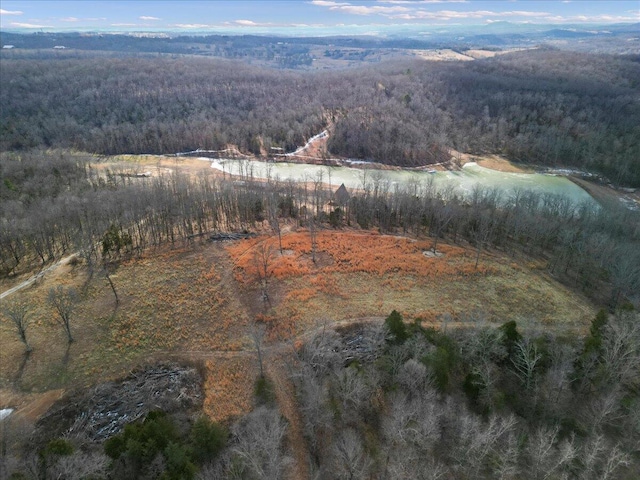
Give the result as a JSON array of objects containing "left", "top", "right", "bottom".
[{"left": 1, "top": 229, "right": 597, "bottom": 425}]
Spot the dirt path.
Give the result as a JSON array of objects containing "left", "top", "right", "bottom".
[
  {"left": 266, "top": 355, "right": 310, "bottom": 480},
  {"left": 0, "top": 388, "right": 65, "bottom": 424},
  {"left": 569, "top": 176, "right": 640, "bottom": 210},
  {"left": 0, "top": 254, "right": 77, "bottom": 301},
  {"left": 115, "top": 317, "right": 388, "bottom": 480}
]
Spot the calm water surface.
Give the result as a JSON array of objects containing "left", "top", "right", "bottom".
[{"left": 206, "top": 158, "right": 595, "bottom": 205}]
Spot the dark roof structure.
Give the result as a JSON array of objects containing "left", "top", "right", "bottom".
[{"left": 334, "top": 183, "right": 350, "bottom": 206}]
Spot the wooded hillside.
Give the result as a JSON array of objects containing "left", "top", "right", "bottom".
[{"left": 1, "top": 50, "right": 638, "bottom": 185}]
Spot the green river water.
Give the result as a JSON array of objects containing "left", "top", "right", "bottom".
[{"left": 207, "top": 158, "right": 595, "bottom": 206}]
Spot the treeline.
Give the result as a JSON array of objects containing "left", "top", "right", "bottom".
[
  {"left": 2, "top": 373, "right": 290, "bottom": 479},
  {"left": 0, "top": 56, "right": 325, "bottom": 155},
  {"left": 288, "top": 310, "right": 640, "bottom": 479},
  {"left": 3, "top": 311, "right": 638, "bottom": 479},
  {"left": 2, "top": 151, "right": 639, "bottom": 309},
  {"left": 439, "top": 49, "right": 640, "bottom": 185},
  {"left": 1, "top": 50, "right": 638, "bottom": 184},
  {"left": 0, "top": 32, "right": 315, "bottom": 68}
]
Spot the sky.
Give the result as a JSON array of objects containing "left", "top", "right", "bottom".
[{"left": 1, "top": 1, "right": 639, "bottom": 33}]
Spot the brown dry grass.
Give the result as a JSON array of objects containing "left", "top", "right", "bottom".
[
  {"left": 227, "top": 231, "right": 595, "bottom": 340},
  {"left": 1, "top": 230, "right": 597, "bottom": 424},
  {"left": 447, "top": 150, "right": 534, "bottom": 173},
  {"left": 0, "top": 242, "right": 252, "bottom": 419},
  {"left": 203, "top": 355, "right": 257, "bottom": 423}
]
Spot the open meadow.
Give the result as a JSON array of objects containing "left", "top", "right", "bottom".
[{"left": 1, "top": 229, "right": 597, "bottom": 425}]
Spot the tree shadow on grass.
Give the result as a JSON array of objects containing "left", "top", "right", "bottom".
[{"left": 14, "top": 351, "right": 32, "bottom": 387}]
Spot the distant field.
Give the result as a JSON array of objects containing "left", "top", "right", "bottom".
[
  {"left": 0, "top": 230, "right": 597, "bottom": 422},
  {"left": 227, "top": 231, "right": 595, "bottom": 338}
]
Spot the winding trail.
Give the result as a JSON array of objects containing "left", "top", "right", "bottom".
[
  {"left": 144, "top": 316, "right": 386, "bottom": 480},
  {"left": 0, "top": 254, "right": 77, "bottom": 301}
]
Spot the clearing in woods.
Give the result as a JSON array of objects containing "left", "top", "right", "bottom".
[{"left": 1, "top": 230, "right": 596, "bottom": 441}]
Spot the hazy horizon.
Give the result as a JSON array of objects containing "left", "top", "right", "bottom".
[{"left": 1, "top": 0, "right": 638, "bottom": 35}]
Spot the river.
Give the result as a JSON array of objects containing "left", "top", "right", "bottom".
[{"left": 205, "top": 158, "right": 595, "bottom": 206}]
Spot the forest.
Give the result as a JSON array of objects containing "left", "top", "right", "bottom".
[
  {"left": 1, "top": 42, "right": 640, "bottom": 479},
  {"left": 3, "top": 305, "right": 640, "bottom": 479},
  {"left": 1, "top": 151, "right": 639, "bottom": 310},
  {"left": 0, "top": 149, "right": 638, "bottom": 478},
  {"left": 1, "top": 49, "right": 639, "bottom": 185}
]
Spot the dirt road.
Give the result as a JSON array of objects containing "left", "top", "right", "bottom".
[{"left": 0, "top": 254, "right": 77, "bottom": 301}]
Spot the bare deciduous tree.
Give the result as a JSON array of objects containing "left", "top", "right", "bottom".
[
  {"left": 583, "top": 388, "right": 624, "bottom": 433},
  {"left": 511, "top": 338, "right": 542, "bottom": 391},
  {"left": 251, "top": 321, "right": 267, "bottom": 377},
  {"left": 46, "top": 451, "right": 109, "bottom": 480},
  {"left": 332, "top": 367, "right": 369, "bottom": 417},
  {"left": 268, "top": 197, "right": 283, "bottom": 254},
  {"left": 526, "top": 425, "right": 575, "bottom": 480},
  {"left": 472, "top": 214, "right": 493, "bottom": 270},
  {"left": 253, "top": 242, "right": 276, "bottom": 308},
  {"left": 230, "top": 406, "right": 291, "bottom": 480},
  {"left": 598, "top": 312, "right": 640, "bottom": 389},
  {"left": 330, "top": 428, "right": 372, "bottom": 480},
  {"left": 47, "top": 286, "right": 79, "bottom": 343},
  {"left": 308, "top": 216, "right": 318, "bottom": 264},
  {"left": 454, "top": 412, "right": 518, "bottom": 479},
  {"left": 598, "top": 443, "right": 630, "bottom": 480},
  {"left": 397, "top": 358, "right": 430, "bottom": 398},
  {"left": 1, "top": 300, "right": 32, "bottom": 353}
]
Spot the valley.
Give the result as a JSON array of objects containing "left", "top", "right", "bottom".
[{"left": 1, "top": 11, "right": 639, "bottom": 478}]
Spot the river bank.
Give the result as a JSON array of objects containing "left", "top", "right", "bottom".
[{"left": 568, "top": 176, "right": 640, "bottom": 211}]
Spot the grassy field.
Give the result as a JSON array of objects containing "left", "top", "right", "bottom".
[
  {"left": 1, "top": 229, "right": 597, "bottom": 423},
  {"left": 227, "top": 231, "right": 595, "bottom": 339}
]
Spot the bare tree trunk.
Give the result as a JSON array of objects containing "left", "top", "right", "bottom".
[
  {"left": 309, "top": 217, "right": 318, "bottom": 264},
  {"left": 251, "top": 322, "right": 267, "bottom": 377},
  {"left": 104, "top": 267, "right": 119, "bottom": 307}
]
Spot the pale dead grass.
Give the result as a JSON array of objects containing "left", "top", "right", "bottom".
[
  {"left": 1, "top": 242, "right": 252, "bottom": 420},
  {"left": 1, "top": 231, "right": 597, "bottom": 424},
  {"left": 0, "top": 389, "right": 64, "bottom": 423},
  {"left": 414, "top": 49, "right": 524, "bottom": 62},
  {"left": 448, "top": 150, "right": 534, "bottom": 173},
  {"left": 228, "top": 231, "right": 596, "bottom": 339},
  {"left": 414, "top": 49, "right": 474, "bottom": 62},
  {"left": 203, "top": 356, "right": 257, "bottom": 423},
  {"left": 463, "top": 49, "right": 499, "bottom": 59},
  {"left": 89, "top": 154, "right": 221, "bottom": 183},
  {"left": 475, "top": 156, "right": 533, "bottom": 173}
]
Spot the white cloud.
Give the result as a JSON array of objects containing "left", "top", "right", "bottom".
[
  {"left": 340, "top": 5, "right": 409, "bottom": 15},
  {"left": 311, "top": 1, "right": 408, "bottom": 15},
  {"left": 378, "top": 1, "right": 468, "bottom": 3},
  {"left": 173, "top": 23, "right": 210, "bottom": 28},
  {"left": 60, "top": 16, "right": 106, "bottom": 23},
  {"left": 312, "top": 1, "right": 551, "bottom": 19},
  {"left": 311, "top": 1, "right": 349, "bottom": 6},
  {"left": 111, "top": 23, "right": 138, "bottom": 27},
  {"left": 0, "top": 8, "right": 23, "bottom": 15},
  {"left": 10, "top": 22, "right": 53, "bottom": 28},
  {"left": 234, "top": 19, "right": 278, "bottom": 27},
  {"left": 312, "top": 0, "right": 638, "bottom": 23},
  {"left": 140, "top": 16, "right": 160, "bottom": 20},
  {"left": 393, "top": 9, "right": 551, "bottom": 21}
]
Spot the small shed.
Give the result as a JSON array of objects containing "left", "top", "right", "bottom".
[{"left": 333, "top": 183, "right": 350, "bottom": 206}]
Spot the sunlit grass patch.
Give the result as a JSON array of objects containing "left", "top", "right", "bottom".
[{"left": 203, "top": 356, "right": 257, "bottom": 423}]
